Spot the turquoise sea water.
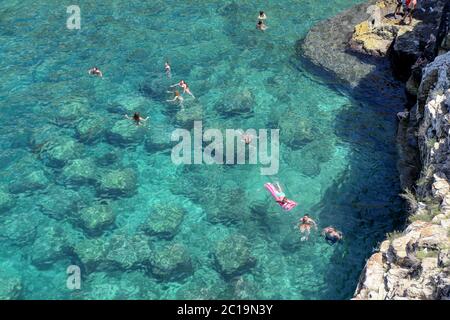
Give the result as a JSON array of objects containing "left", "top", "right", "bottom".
[{"left": 0, "top": 0, "right": 406, "bottom": 299}]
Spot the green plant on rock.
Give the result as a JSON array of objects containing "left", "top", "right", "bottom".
[
  {"left": 400, "top": 188, "right": 418, "bottom": 211},
  {"left": 416, "top": 249, "right": 439, "bottom": 260},
  {"left": 386, "top": 230, "right": 403, "bottom": 242},
  {"left": 426, "top": 137, "right": 436, "bottom": 149}
]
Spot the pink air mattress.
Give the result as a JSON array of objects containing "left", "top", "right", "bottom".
[{"left": 264, "top": 183, "right": 297, "bottom": 211}]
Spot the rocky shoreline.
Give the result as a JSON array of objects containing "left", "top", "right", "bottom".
[{"left": 302, "top": 0, "right": 450, "bottom": 299}]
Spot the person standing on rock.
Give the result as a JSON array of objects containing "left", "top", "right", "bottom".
[
  {"left": 394, "top": 0, "right": 404, "bottom": 18},
  {"left": 401, "top": 0, "right": 417, "bottom": 25}
]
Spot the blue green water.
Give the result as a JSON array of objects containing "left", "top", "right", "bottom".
[{"left": 0, "top": 0, "right": 406, "bottom": 299}]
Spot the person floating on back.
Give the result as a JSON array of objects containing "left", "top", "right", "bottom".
[
  {"left": 125, "top": 112, "right": 149, "bottom": 126},
  {"left": 297, "top": 214, "right": 318, "bottom": 241},
  {"left": 264, "top": 182, "right": 298, "bottom": 211},
  {"left": 170, "top": 80, "right": 195, "bottom": 98},
  {"left": 88, "top": 66, "right": 103, "bottom": 77},
  {"left": 165, "top": 62, "right": 172, "bottom": 79},
  {"left": 322, "top": 226, "right": 343, "bottom": 245}
]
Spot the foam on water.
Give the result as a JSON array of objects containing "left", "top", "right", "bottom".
[{"left": 0, "top": 0, "right": 405, "bottom": 299}]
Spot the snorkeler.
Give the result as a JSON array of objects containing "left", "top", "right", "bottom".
[
  {"left": 88, "top": 67, "right": 103, "bottom": 77},
  {"left": 258, "top": 11, "right": 267, "bottom": 21},
  {"left": 170, "top": 80, "right": 195, "bottom": 98},
  {"left": 256, "top": 20, "right": 268, "bottom": 31},
  {"left": 165, "top": 62, "right": 172, "bottom": 78},
  {"left": 322, "top": 226, "right": 343, "bottom": 245},
  {"left": 125, "top": 112, "right": 149, "bottom": 126},
  {"left": 298, "top": 214, "right": 318, "bottom": 241},
  {"left": 166, "top": 90, "right": 184, "bottom": 107}
]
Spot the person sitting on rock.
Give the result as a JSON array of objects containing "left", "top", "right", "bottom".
[
  {"left": 88, "top": 66, "right": 103, "bottom": 77},
  {"left": 125, "top": 112, "right": 149, "bottom": 126},
  {"left": 401, "top": 0, "right": 417, "bottom": 25},
  {"left": 297, "top": 214, "right": 318, "bottom": 241},
  {"left": 322, "top": 226, "right": 343, "bottom": 245}
]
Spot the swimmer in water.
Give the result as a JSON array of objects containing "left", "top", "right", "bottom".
[
  {"left": 322, "top": 226, "right": 343, "bottom": 245},
  {"left": 165, "top": 62, "right": 172, "bottom": 79},
  {"left": 258, "top": 11, "right": 267, "bottom": 21},
  {"left": 166, "top": 90, "right": 184, "bottom": 107},
  {"left": 125, "top": 112, "right": 149, "bottom": 126},
  {"left": 88, "top": 67, "right": 103, "bottom": 77},
  {"left": 297, "top": 214, "right": 317, "bottom": 241},
  {"left": 256, "top": 20, "right": 268, "bottom": 31},
  {"left": 171, "top": 80, "right": 195, "bottom": 98}
]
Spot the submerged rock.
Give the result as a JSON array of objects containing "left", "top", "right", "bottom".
[
  {"left": 105, "top": 234, "right": 153, "bottom": 270},
  {"left": 30, "top": 225, "right": 70, "bottom": 269},
  {"left": 40, "top": 136, "right": 84, "bottom": 168},
  {"left": 214, "top": 234, "right": 256, "bottom": 278},
  {"left": 149, "top": 243, "right": 193, "bottom": 281},
  {"left": 0, "top": 275, "right": 22, "bottom": 300},
  {"left": 61, "top": 158, "right": 99, "bottom": 186},
  {"left": 0, "top": 190, "right": 15, "bottom": 213},
  {"left": 9, "top": 170, "right": 50, "bottom": 194},
  {"left": 76, "top": 115, "right": 107, "bottom": 143},
  {"left": 175, "top": 103, "right": 204, "bottom": 128},
  {"left": 217, "top": 89, "right": 254, "bottom": 116},
  {"left": 141, "top": 203, "right": 185, "bottom": 239},
  {"left": 107, "top": 119, "right": 147, "bottom": 146},
  {"left": 55, "top": 100, "right": 89, "bottom": 125},
  {"left": 97, "top": 168, "right": 137, "bottom": 198},
  {"left": 76, "top": 204, "right": 116, "bottom": 236}
]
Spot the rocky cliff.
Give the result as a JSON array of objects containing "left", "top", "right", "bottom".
[
  {"left": 351, "top": 1, "right": 450, "bottom": 300},
  {"left": 302, "top": 0, "right": 450, "bottom": 299},
  {"left": 354, "top": 52, "right": 450, "bottom": 299}
]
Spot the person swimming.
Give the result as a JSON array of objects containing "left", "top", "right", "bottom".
[
  {"left": 166, "top": 90, "right": 184, "bottom": 107},
  {"left": 125, "top": 112, "right": 149, "bottom": 126},
  {"left": 165, "top": 62, "right": 172, "bottom": 78},
  {"left": 258, "top": 11, "right": 267, "bottom": 21},
  {"left": 171, "top": 80, "right": 195, "bottom": 98},
  {"left": 256, "top": 20, "right": 268, "bottom": 31},
  {"left": 322, "top": 226, "right": 343, "bottom": 245},
  {"left": 88, "top": 67, "right": 103, "bottom": 77},
  {"left": 298, "top": 214, "right": 317, "bottom": 241}
]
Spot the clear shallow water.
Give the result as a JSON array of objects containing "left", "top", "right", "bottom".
[{"left": 0, "top": 0, "right": 405, "bottom": 299}]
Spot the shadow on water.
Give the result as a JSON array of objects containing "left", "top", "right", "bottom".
[
  {"left": 293, "top": 23, "right": 421, "bottom": 300},
  {"left": 294, "top": 0, "right": 450, "bottom": 297}
]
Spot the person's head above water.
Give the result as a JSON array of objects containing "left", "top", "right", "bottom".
[
  {"left": 258, "top": 21, "right": 263, "bottom": 25},
  {"left": 175, "top": 90, "right": 180, "bottom": 96},
  {"left": 133, "top": 112, "right": 140, "bottom": 121},
  {"left": 260, "top": 11, "right": 264, "bottom": 16}
]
